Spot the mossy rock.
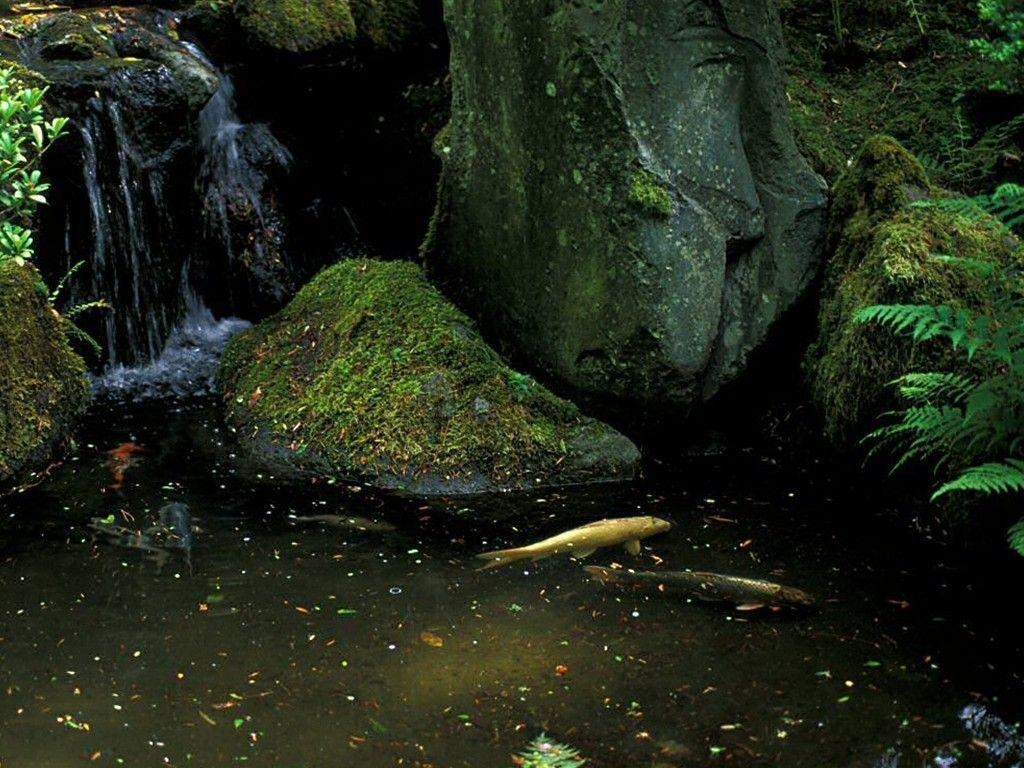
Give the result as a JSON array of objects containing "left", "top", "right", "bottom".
[
  {"left": 34, "top": 12, "right": 117, "bottom": 61},
  {"left": 217, "top": 259, "right": 640, "bottom": 495},
  {"left": 807, "top": 136, "right": 1017, "bottom": 447},
  {"left": 233, "top": 0, "right": 418, "bottom": 54},
  {"left": 0, "top": 261, "right": 90, "bottom": 489}
]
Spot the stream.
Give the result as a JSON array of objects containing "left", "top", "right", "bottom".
[{"left": 2, "top": 399, "right": 1024, "bottom": 767}]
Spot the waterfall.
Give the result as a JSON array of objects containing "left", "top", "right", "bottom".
[
  {"left": 63, "top": 93, "right": 183, "bottom": 368},
  {"left": 26, "top": 24, "right": 295, "bottom": 400},
  {"left": 95, "top": 293, "right": 251, "bottom": 402},
  {"left": 191, "top": 44, "right": 294, "bottom": 316}
]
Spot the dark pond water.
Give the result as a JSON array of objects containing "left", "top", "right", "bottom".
[{"left": 2, "top": 401, "right": 1023, "bottom": 767}]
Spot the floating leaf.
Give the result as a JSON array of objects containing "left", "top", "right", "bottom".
[{"left": 420, "top": 631, "right": 444, "bottom": 648}]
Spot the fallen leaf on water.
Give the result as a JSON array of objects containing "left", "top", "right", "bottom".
[
  {"left": 554, "top": 664, "right": 569, "bottom": 676},
  {"left": 420, "top": 631, "right": 443, "bottom": 648}
]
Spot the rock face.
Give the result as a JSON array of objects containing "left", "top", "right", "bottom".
[
  {"left": 218, "top": 259, "right": 640, "bottom": 495},
  {"left": 806, "top": 136, "right": 1017, "bottom": 447},
  {"left": 426, "top": 0, "right": 827, "bottom": 411},
  {"left": 0, "top": 262, "right": 90, "bottom": 490}
]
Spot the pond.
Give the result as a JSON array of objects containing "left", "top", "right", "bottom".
[{"left": 1, "top": 401, "right": 1023, "bottom": 767}]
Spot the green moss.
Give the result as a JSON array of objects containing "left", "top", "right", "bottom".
[
  {"left": 348, "top": 0, "right": 419, "bottom": 51},
  {"left": 235, "top": 0, "right": 355, "bottom": 52},
  {"left": 826, "top": 135, "right": 933, "bottom": 289},
  {"left": 807, "top": 136, "right": 1016, "bottom": 446},
  {"left": 218, "top": 259, "right": 637, "bottom": 492},
  {"left": 626, "top": 170, "right": 674, "bottom": 219},
  {"left": 0, "top": 261, "right": 90, "bottom": 488},
  {"left": 234, "top": 0, "right": 418, "bottom": 53},
  {"left": 783, "top": 0, "right": 1022, "bottom": 190}
]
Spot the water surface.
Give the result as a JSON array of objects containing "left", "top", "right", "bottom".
[{"left": 1, "top": 402, "right": 1022, "bottom": 767}]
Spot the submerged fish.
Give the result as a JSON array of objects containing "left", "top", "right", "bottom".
[
  {"left": 158, "top": 502, "right": 195, "bottom": 550},
  {"left": 584, "top": 565, "right": 815, "bottom": 610},
  {"left": 104, "top": 441, "right": 145, "bottom": 490},
  {"left": 290, "top": 514, "right": 396, "bottom": 533},
  {"left": 476, "top": 516, "right": 672, "bottom": 571}
]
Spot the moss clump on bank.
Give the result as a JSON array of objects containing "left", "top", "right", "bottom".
[
  {"left": 627, "top": 170, "right": 674, "bottom": 219},
  {"left": 0, "top": 261, "right": 90, "bottom": 489},
  {"left": 218, "top": 259, "right": 639, "bottom": 494},
  {"left": 233, "top": 0, "right": 418, "bottom": 53},
  {"left": 807, "top": 136, "right": 1015, "bottom": 446}
]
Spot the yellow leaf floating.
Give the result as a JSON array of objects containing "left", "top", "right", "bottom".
[{"left": 419, "top": 631, "right": 444, "bottom": 648}]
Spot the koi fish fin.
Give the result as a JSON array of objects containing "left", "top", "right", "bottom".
[
  {"left": 624, "top": 539, "right": 641, "bottom": 556},
  {"left": 583, "top": 565, "right": 618, "bottom": 583},
  {"left": 571, "top": 548, "right": 596, "bottom": 560},
  {"left": 736, "top": 602, "right": 766, "bottom": 611},
  {"left": 475, "top": 548, "right": 523, "bottom": 571}
]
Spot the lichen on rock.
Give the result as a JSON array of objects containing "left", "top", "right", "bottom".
[
  {"left": 217, "top": 259, "right": 640, "bottom": 494},
  {"left": 0, "top": 261, "right": 90, "bottom": 489},
  {"left": 807, "top": 136, "right": 1017, "bottom": 446}
]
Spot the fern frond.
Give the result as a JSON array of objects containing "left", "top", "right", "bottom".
[
  {"left": 893, "top": 372, "right": 975, "bottom": 404},
  {"left": 1008, "top": 518, "right": 1024, "bottom": 557},
  {"left": 63, "top": 299, "right": 111, "bottom": 319},
  {"left": 49, "top": 259, "right": 85, "bottom": 303},
  {"left": 932, "top": 459, "right": 1024, "bottom": 499},
  {"left": 916, "top": 184, "right": 1024, "bottom": 233},
  {"left": 62, "top": 319, "right": 103, "bottom": 359}
]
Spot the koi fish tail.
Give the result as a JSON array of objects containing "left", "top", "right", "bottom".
[{"left": 475, "top": 547, "right": 530, "bottom": 571}]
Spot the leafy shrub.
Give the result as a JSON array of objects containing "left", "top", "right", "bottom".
[
  {"left": 857, "top": 185, "right": 1024, "bottom": 553},
  {"left": 971, "top": 0, "right": 1024, "bottom": 90},
  {"left": 0, "top": 66, "right": 67, "bottom": 266}
]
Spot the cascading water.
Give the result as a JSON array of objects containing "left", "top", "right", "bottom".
[
  {"left": 96, "top": 293, "right": 251, "bottom": 402},
  {"left": 190, "top": 42, "right": 295, "bottom": 317},
  {"left": 25, "top": 20, "right": 294, "bottom": 400},
  {"left": 59, "top": 89, "right": 186, "bottom": 368}
]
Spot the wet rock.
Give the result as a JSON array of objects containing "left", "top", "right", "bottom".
[
  {"left": 425, "top": 0, "right": 827, "bottom": 414},
  {"left": 806, "top": 136, "right": 1018, "bottom": 446},
  {"left": 217, "top": 259, "right": 640, "bottom": 495},
  {"left": 0, "top": 262, "right": 90, "bottom": 490},
  {"left": 112, "top": 24, "right": 220, "bottom": 110}
]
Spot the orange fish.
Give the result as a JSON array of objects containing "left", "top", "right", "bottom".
[{"left": 105, "top": 442, "right": 145, "bottom": 490}]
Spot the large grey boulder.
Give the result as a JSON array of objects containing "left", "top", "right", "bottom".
[{"left": 426, "top": 0, "right": 827, "bottom": 410}]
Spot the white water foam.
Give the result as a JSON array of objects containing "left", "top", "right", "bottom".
[{"left": 93, "top": 300, "right": 250, "bottom": 402}]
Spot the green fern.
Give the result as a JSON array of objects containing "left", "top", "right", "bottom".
[
  {"left": 515, "top": 734, "right": 585, "bottom": 768},
  {"left": 857, "top": 186, "right": 1024, "bottom": 554},
  {"left": 915, "top": 182, "right": 1024, "bottom": 232},
  {"left": 1008, "top": 518, "right": 1024, "bottom": 556},
  {"left": 933, "top": 459, "right": 1024, "bottom": 499}
]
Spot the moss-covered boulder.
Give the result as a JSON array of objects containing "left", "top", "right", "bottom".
[
  {"left": 0, "top": 262, "right": 90, "bottom": 489},
  {"left": 218, "top": 260, "right": 640, "bottom": 494},
  {"left": 233, "top": 0, "right": 419, "bottom": 54},
  {"left": 807, "top": 136, "right": 1016, "bottom": 446},
  {"left": 426, "top": 0, "right": 827, "bottom": 414}
]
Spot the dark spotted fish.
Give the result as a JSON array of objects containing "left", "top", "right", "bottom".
[{"left": 584, "top": 565, "right": 815, "bottom": 610}]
